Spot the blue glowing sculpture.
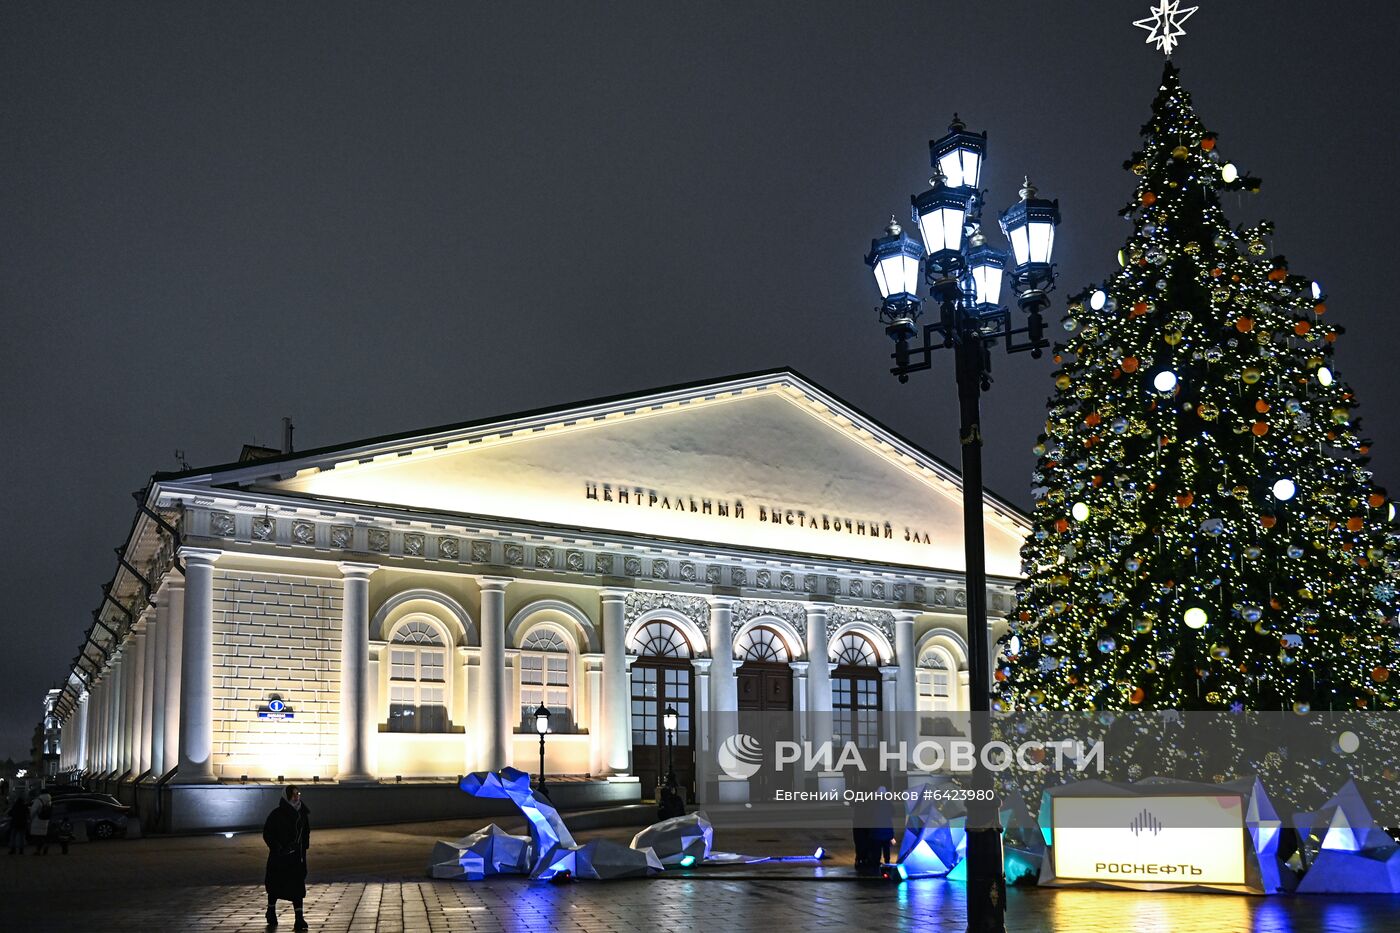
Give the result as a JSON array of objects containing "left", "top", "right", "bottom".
[
  {"left": 630, "top": 810, "right": 714, "bottom": 866},
  {"left": 428, "top": 823, "right": 532, "bottom": 879},
  {"left": 896, "top": 789, "right": 966, "bottom": 878},
  {"left": 459, "top": 767, "right": 575, "bottom": 864},
  {"left": 1293, "top": 780, "right": 1400, "bottom": 894},
  {"left": 459, "top": 768, "right": 662, "bottom": 882}
]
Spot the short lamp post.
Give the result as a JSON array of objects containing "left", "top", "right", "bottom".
[
  {"left": 863, "top": 116, "right": 1060, "bottom": 933},
  {"left": 662, "top": 705, "right": 679, "bottom": 788},
  {"left": 533, "top": 702, "right": 550, "bottom": 794}
]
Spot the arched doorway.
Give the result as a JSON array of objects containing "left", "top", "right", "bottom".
[
  {"left": 628, "top": 620, "right": 695, "bottom": 801},
  {"left": 735, "top": 624, "right": 795, "bottom": 799},
  {"left": 832, "top": 632, "right": 882, "bottom": 784}
]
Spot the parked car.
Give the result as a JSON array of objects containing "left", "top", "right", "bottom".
[
  {"left": 49, "top": 792, "right": 123, "bottom": 809},
  {"left": 44, "top": 784, "right": 92, "bottom": 798},
  {"left": 0, "top": 795, "right": 130, "bottom": 841},
  {"left": 51, "top": 797, "right": 130, "bottom": 840}
]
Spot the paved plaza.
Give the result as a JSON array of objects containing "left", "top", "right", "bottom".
[{"left": 3, "top": 817, "right": 1397, "bottom": 932}]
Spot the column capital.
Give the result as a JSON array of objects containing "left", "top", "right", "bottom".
[
  {"left": 598, "top": 587, "right": 630, "bottom": 603},
  {"left": 178, "top": 547, "right": 222, "bottom": 566},
  {"left": 788, "top": 660, "right": 810, "bottom": 675},
  {"left": 892, "top": 609, "right": 920, "bottom": 625},
  {"left": 690, "top": 658, "right": 713, "bottom": 674},
  {"left": 705, "top": 595, "right": 740, "bottom": 610},
  {"left": 878, "top": 665, "right": 901, "bottom": 680},
  {"left": 338, "top": 561, "right": 379, "bottom": 579},
  {"left": 474, "top": 574, "right": 515, "bottom": 592},
  {"left": 803, "top": 604, "right": 831, "bottom": 621}
]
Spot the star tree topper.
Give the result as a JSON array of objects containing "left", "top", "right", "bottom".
[{"left": 1133, "top": 0, "right": 1198, "bottom": 56}]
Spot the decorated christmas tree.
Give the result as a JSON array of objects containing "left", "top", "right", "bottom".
[{"left": 997, "top": 63, "right": 1399, "bottom": 734}]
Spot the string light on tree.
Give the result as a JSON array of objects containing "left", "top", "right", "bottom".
[{"left": 995, "top": 61, "right": 1400, "bottom": 813}]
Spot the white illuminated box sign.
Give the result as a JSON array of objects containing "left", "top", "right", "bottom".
[{"left": 1053, "top": 794, "right": 1246, "bottom": 885}]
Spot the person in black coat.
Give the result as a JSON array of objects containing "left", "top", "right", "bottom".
[{"left": 262, "top": 785, "right": 311, "bottom": 930}]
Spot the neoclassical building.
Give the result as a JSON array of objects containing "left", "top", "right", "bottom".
[{"left": 50, "top": 370, "right": 1027, "bottom": 827}]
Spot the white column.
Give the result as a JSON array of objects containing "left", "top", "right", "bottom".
[
  {"left": 149, "top": 588, "right": 170, "bottom": 776},
  {"left": 76, "top": 692, "right": 90, "bottom": 773},
  {"left": 805, "top": 605, "right": 833, "bottom": 743},
  {"left": 129, "top": 626, "right": 147, "bottom": 777},
  {"left": 101, "top": 674, "right": 113, "bottom": 774},
  {"left": 162, "top": 579, "right": 185, "bottom": 775},
  {"left": 94, "top": 679, "right": 105, "bottom": 774},
  {"left": 691, "top": 658, "right": 712, "bottom": 801},
  {"left": 788, "top": 661, "right": 809, "bottom": 746},
  {"left": 476, "top": 576, "right": 512, "bottom": 772},
  {"left": 140, "top": 612, "right": 157, "bottom": 776},
  {"left": 706, "top": 596, "right": 737, "bottom": 726},
  {"left": 338, "top": 562, "right": 378, "bottom": 782},
  {"left": 583, "top": 655, "right": 604, "bottom": 775},
  {"left": 117, "top": 654, "right": 131, "bottom": 776},
  {"left": 599, "top": 589, "right": 631, "bottom": 774},
  {"left": 894, "top": 610, "right": 918, "bottom": 745},
  {"left": 175, "top": 548, "right": 220, "bottom": 783}
]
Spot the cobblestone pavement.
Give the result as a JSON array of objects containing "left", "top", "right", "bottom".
[{"left": 3, "top": 818, "right": 1397, "bottom": 932}]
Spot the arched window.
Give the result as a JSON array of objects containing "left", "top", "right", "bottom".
[
  {"left": 831, "top": 632, "right": 880, "bottom": 747},
  {"left": 388, "top": 618, "right": 449, "bottom": 733},
  {"left": 918, "top": 650, "right": 953, "bottom": 705},
  {"left": 735, "top": 626, "right": 790, "bottom": 663},
  {"left": 629, "top": 620, "right": 692, "bottom": 659},
  {"left": 519, "top": 626, "right": 573, "bottom": 733},
  {"left": 832, "top": 632, "right": 879, "bottom": 667}
]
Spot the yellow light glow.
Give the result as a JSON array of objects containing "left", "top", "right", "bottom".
[{"left": 1053, "top": 795, "right": 1246, "bottom": 885}]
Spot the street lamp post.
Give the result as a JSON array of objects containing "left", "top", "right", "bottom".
[
  {"left": 864, "top": 116, "right": 1060, "bottom": 933},
  {"left": 662, "top": 705, "right": 679, "bottom": 788},
  {"left": 533, "top": 702, "right": 551, "bottom": 796}
]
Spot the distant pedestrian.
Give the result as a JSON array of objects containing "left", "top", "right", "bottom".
[
  {"left": 29, "top": 792, "right": 53, "bottom": 855},
  {"left": 6, "top": 795, "right": 28, "bottom": 854},
  {"left": 52, "top": 814, "right": 75, "bottom": 855},
  {"left": 870, "top": 785, "right": 895, "bottom": 866},
  {"left": 262, "top": 785, "right": 311, "bottom": 930}
]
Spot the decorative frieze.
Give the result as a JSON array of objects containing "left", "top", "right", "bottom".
[
  {"left": 252, "top": 517, "right": 274, "bottom": 542},
  {"left": 535, "top": 547, "right": 554, "bottom": 569},
  {"left": 755, "top": 569, "right": 771, "bottom": 588},
  {"left": 651, "top": 559, "right": 668, "bottom": 579},
  {"left": 680, "top": 562, "right": 696, "bottom": 582},
  {"left": 439, "top": 537, "right": 460, "bottom": 561},
  {"left": 731, "top": 599, "right": 806, "bottom": 636},
  {"left": 595, "top": 553, "right": 614, "bottom": 575},
  {"left": 210, "top": 511, "right": 236, "bottom": 538},
  {"left": 367, "top": 528, "right": 390, "bottom": 553},
  {"left": 504, "top": 544, "right": 525, "bottom": 566},
  {"left": 471, "top": 540, "right": 492, "bottom": 563},
  {"left": 828, "top": 605, "right": 896, "bottom": 644},
  {"left": 330, "top": 526, "right": 353, "bottom": 550},
  {"left": 404, "top": 533, "right": 425, "bottom": 557},
  {"left": 566, "top": 550, "right": 586, "bottom": 572},
  {"left": 292, "top": 521, "right": 315, "bottom": 546},
  {"left": 624, "top": 592, "right": 710, "bottom": 638}
]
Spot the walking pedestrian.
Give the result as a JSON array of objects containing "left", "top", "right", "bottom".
[
  {"left": 29, "top": 792, "right": 52, "bottom": 855},
  {"left": 262, "top": 785, "right": 311, "bottom": 930},
  {"left": 6, "top": 795, "right": 28, "bottom": 854}
]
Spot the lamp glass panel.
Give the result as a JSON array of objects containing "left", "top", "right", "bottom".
[
  {"left": 1029, "top": 221, "right": 1055, "bottom": 264},
  {"left": 972, "top": 263, "right": 1004, "bottom": 306},
  {"left": 1008, "top": 223, "right": 1030, "bottom": 266}
]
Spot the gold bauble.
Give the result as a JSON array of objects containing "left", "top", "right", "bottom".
[
  {"left": 1249, "top": 239, "right": 1268, "bottom": 255},
  {"left": 1184, "top": 241, "right": 1200, "bottom": 254},
  {"left": 1171, "top": 145, "right": 1190, "bottom": 160}
]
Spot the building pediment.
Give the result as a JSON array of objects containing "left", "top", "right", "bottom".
[{"left": 176, "top": 371, "right": 1027, "bottom": 577}]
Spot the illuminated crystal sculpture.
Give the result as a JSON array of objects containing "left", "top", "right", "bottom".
[
  {"left": 896, "top": 789, "right": 966, "bottom": 877},
  {"left": 428, "top": 823, "right": 532, "bottom": 879},
  {"left": 630, "top": 810, "right": 714, "bottom": 866},
  {"left": 1293, "top": 780, "right": 1400, "bottom": 894},
  {"left": 532, "top": 837, "right": 664, "bottom": 881}
]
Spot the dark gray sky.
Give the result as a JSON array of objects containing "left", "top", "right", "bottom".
[{"left": 3, "top": 2, "right": 1396, "bottom": 756}]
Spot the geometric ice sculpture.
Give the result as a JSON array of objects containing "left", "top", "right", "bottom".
[
  {"left": 428, "top": 823, "right": 533, "bottom": 879},
  {"left": 630, "top": 810, "right": 714, "bottom": 866},
  {"left": 1293, "top": 780, "right": 1400, "bottom": 894},
  {"left": 531, "top": 837, "right": 664, "bottom": 880},
  {"left": 896, "top": 790, "right": 966, "bottom": 878},
  {"left": 459, "top": 767, "right": 576, "bottom": 876}
]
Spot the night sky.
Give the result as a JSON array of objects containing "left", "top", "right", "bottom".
[{"left": 2, "top": 2, "right": 1395, "bottom": 757}]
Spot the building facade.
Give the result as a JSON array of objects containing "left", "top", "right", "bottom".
[{"left": 50, "top": 371, "right": 1027, "bottom": 824}]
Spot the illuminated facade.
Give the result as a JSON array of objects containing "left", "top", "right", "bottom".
[{"left": 51, "top": 370, "right": 1027, "bottom": 810}]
